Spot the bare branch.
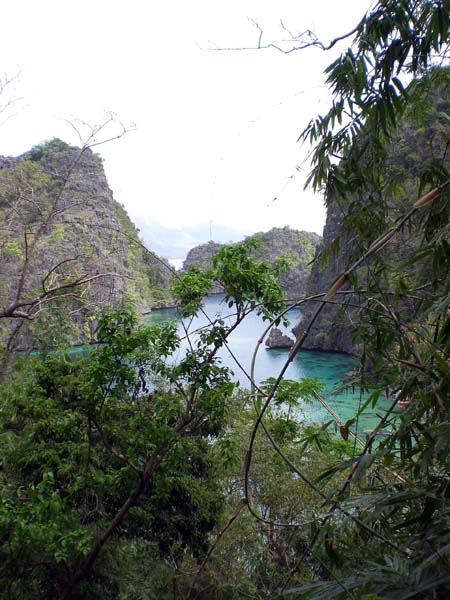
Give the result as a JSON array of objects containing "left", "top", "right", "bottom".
[
  {"left": 206, "top": 17, "right": 361, "bottom": 54},
  {"left": 0, "top": 272, "right": 128, "bottom": 319}
]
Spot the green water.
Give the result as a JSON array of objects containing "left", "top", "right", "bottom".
[{"left": 145, "top": 295, "right": 390, "bottom": 433}]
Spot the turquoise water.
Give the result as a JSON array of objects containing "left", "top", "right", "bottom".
[{"left": 144, "top": 295, "right": 390, "bottom": 433}]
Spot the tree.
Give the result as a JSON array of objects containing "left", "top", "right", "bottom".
[
  {"left": 243, "top": 1, "right": 450, "bottom": 597},
  {"left": 198, "top": 2, "right": 450, "bottom": 598},
  {"left": 0, "top": 240, "right": 289, "bottom": 598}
]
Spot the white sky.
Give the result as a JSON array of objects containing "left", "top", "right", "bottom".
[{"left": 0, "top": 1, "right": 371, "bottom": 257}]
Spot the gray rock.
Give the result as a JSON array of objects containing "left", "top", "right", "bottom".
[
  {"left": 182, "top": 227, "right": 321, "bottom": 300},
  {"left": 297, "top": 90, "right": 448, "bottom": 355},
  {"left": 265, "top": 327, "right": 294, "bottom": 349}
]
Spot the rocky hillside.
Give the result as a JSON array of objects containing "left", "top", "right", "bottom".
[
  {"left": 293, "top": 200, "right": 359, "bottom": 354},
  {"left": 295, "top": 81, "right": 450, "bottom": 354},
  {"left": 183, "top": 227, "right": 321, "bottom": 300},
  {"left": 0, "top": 139, "right": 172, "bottom": 353}
]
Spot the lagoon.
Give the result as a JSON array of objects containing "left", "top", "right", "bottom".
[{"left": 145, "top": 294, "right": 390, "bottom": 433}]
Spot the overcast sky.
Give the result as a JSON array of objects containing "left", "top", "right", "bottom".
[{"left": 0, "top": 1, "right": 372, "bottom": 259}]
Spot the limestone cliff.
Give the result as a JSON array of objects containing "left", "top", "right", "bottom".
[
  {"left": 293, "top": 200, "right": 357, "bottom": 354},
  {"left": 0, "top": 139, "right": 172, "bottom": 352},
  {"left": 182, "top": 227, "right": 321, "bottom": 300},
  {"left": 296, "top": 82, "right": 450, "bottom": 354}
]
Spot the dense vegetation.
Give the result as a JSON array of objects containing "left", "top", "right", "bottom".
[
  {"left": 0, "top": 240, "right": 303, "bottom": 598},
  {"left": 0, "top": 1, "right": 449, "bottom": 598}
]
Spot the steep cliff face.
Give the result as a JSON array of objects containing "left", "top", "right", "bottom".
[
  {"left": 297, "top": 83, "right": 450, "bottom": 354},
  {"left": 0, "top": 139, "right": 172, "bottom": 351},
  {"left": 294, "top": 202, "right": 356, "bottom": 354},
  {"left": 182, "top": 227, "right": 321, "bottom": 300},
  {"left": 251, "top": 228, "right": 321, "bottom": 301}
]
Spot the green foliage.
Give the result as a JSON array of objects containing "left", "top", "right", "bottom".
[
  {"left": 170, "top": 265, "right": 214, "bottom": 317},
  {"left": 302, "top": 0, "right": 450, "bottom": 197},
  {"left": 198, "top": 390, "right": 354, "bottom": 596},
  {"left": 31, "top": 300, "right": 82, "bottom": 353},
  {"left": 1, "top": 4, "right": 449, "bottom": 596},
  {"left": 261, "top": 377, "right": 324, "bottom": 408},
  {"left": 0, "top": 238, "right": 292, "bottom": 596},
  {"left": 0, "top": 471, "right": 91, "bottom": 564},
  {"left": 211, "top": 238, "right": 287, "bottom": 320},
  {"left": 173, "top": 238, "right": 288, "bottom": 327},
  {"left": 288, "top": 2, "right": 450, "bottom": 599},
  {"left": 0, "top": 306, "right": 235, "bottom": 595},
  {"left": 1, "top": 241, "right": 23, "bottom": 258},
  {"left": 27, "top": 138, "right": 71, "bottom": 162},
  {"left": 114, "top": 201, "right": 172, "bottom": 308}
]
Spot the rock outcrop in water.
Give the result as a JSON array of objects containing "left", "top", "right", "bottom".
[
  {"left": 265, "top": 327, "right": 294, "bottom": 349},
  {"left": 183, "top": 227, "right": 321, "bottom": 300}
]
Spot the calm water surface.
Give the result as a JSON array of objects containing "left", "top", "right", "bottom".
[{"left": 145, "top": 295, "right": 390, "bottom": 433}]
